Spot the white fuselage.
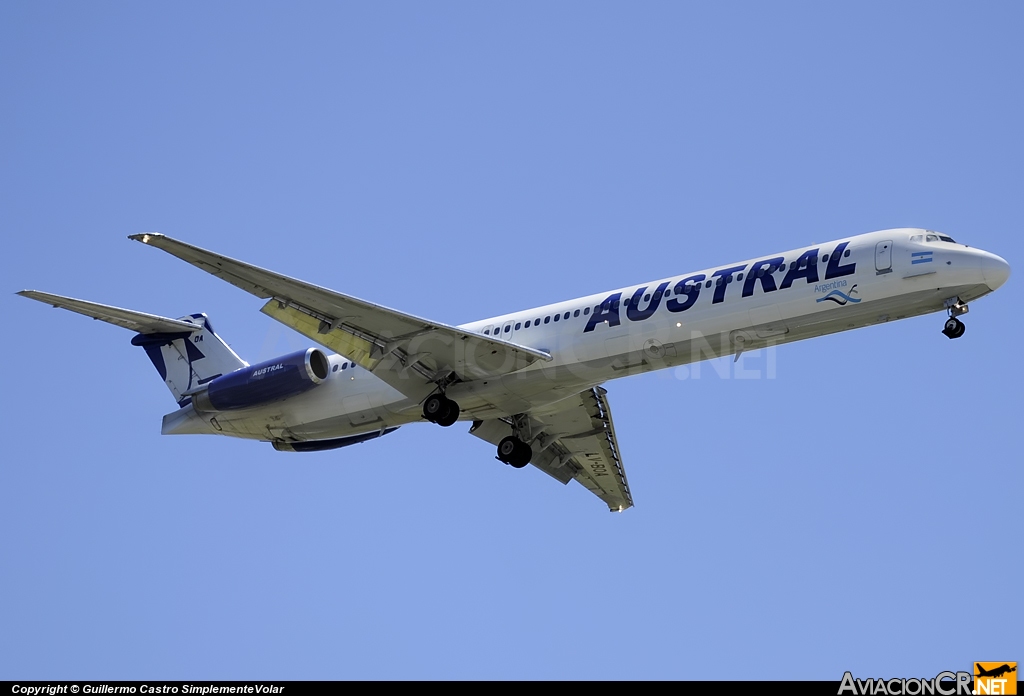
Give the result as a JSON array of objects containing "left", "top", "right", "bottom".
[{"left": 165, "top": 228, "right": 1010, "bottom": 443}]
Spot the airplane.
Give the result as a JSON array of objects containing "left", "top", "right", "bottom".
[
  {"left": 975, "top": 664, "right": 1016, "bottom": 679},
  {"left": 17, "top": 228, "right": 1010, "bottom": 512}
]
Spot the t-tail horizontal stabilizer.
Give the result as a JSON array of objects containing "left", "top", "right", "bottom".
[
  {"left": 18, "top": 290, "right": 203, "bottom": 334},
  {"left": 17, "top": 290, "right": 247, "bottom": 405}
]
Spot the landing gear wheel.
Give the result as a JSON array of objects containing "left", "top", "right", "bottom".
[
  {"left": 942, "top": 317, "right": 965, "bottom": 339},
  {"left": 423, "top": 394, "right": 447, "bottom": 422},
  {"left": 435, "top": 400, "right": 460, "bottom": 427},
  {"left": 497, "top": 436, "right": 517, "bottom": 462},
  {"left": 497, "top": 436, "right": 532, "bottom": 468},
  {"left": 423, "top": 394, "right": 456, "bottom": 424},
  {"left": 511, "top": 440, "right": 532, "bottom": 468}
]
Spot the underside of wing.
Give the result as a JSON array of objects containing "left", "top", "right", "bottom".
[
  {"left": 130, "top": 234, "right": 550, "bottom": 397},
  {"left": 469, "top": 386, "right": 634, "bottom": 512}
]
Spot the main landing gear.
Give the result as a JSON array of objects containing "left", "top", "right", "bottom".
[
  {"left": 425, "top": 395, "right": 533, "bottom": 468},
  {"left": 497, "top": 435, "right": 532, "bottom": 469},
  {"left": 942, "top": 297, "right": 969, "bottom": 339},
  {"left": 422, "top": 393, "right": 460, "bottom": 427}
]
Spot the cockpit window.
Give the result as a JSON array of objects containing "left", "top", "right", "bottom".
[{"left": 913, "top": 232, "right": 957, "bottom": 244}]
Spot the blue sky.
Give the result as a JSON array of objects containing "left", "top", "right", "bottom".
[{"left": 2, "top": 2, "right": 1021, "bottom": 680}]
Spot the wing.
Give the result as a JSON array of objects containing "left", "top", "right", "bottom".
[
  {"left": 469, "top": 386, "right": 634, "bottom": 512},
  {"left": 17, "top": 290, "right": 203, "bottom": 334},
  {"left": 129, "top": 234, "right": 550, "bottom": 397}
]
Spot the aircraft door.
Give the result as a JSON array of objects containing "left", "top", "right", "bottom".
[{"left": 875, "top": 240, "right": 893, "bottom": 275}]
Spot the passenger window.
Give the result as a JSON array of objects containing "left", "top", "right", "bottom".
[
  {"left": 553, "top": 314, "right": 559, "bottom": 322},
  {"left": 737, "top": 273, "right": 743, "bottom": 281},
  {"left": 563, "top": 312, "right": 569, "bottom": 320},
  {"left": 515, "top": 322, "right": 521, "bottom": 330},
  {"left": 504, "top": 325, "right": 510, "bottom": 333},
  {"left": 844, "top": 249, "right": 851, "bottom": 257},
  {"left": 584, "top": 307, "right": 590, "bottom": 315},
  {"left": 332, "top": 364, "right": 339, "bottom": 373},
  {"left": 544, "top": 316, "right": 550, "bottom": 324},
  {"left": 484, "top": 329, "right": 490, "bottom": 335},
  {"left": 644, "top": 294, "right": 650, "bottom": 301},
  {"left": 822, "top": 254, "right": 829, "bottom": 262},
  {"left": 705, "top": 280, "right": 712, "bottom": 288},
  {"left": 574, "top": 309, "right": 580, "bottom": 317}
]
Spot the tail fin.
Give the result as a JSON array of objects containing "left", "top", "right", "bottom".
[
  {"left": 18, "top": 290, "right": 247, "bottom": 405},
  {"left": 130, "top": 314, "right": 247, "bottom": 405}
]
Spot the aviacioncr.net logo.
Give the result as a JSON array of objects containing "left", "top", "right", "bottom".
[
  {"left": 838, "top": 671, "right": 972, "bottom": 695},
  {"left": 974, "top": 663, "right": 1017, "bottom": 695}
]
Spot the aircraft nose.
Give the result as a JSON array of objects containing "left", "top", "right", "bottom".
[{"left": 980, "top": 252, "right": 1011, "bottom": 291}]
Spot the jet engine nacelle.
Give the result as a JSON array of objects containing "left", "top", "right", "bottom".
[{"left": 192, "top": 347, "right": 330, "bottom": 413}]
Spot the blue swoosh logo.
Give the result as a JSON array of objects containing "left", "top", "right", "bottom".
[{"left": 816, "top": 287, "right": 861, "bottom": 306}]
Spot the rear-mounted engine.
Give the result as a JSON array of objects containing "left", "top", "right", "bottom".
[{"left": 192, "top": 347, "right": 330, "bottom": 413}]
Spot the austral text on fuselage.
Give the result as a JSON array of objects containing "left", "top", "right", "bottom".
[{"left": 584, "top": 241, "right": 857, "bottom": 333}]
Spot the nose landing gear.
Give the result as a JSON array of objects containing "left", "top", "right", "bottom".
[
  {"left": 942, "top": 317, "right": 966, "bottom": 339},
  {"left": 942, "top": 297, "right": 969, "bottom": 339}
]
